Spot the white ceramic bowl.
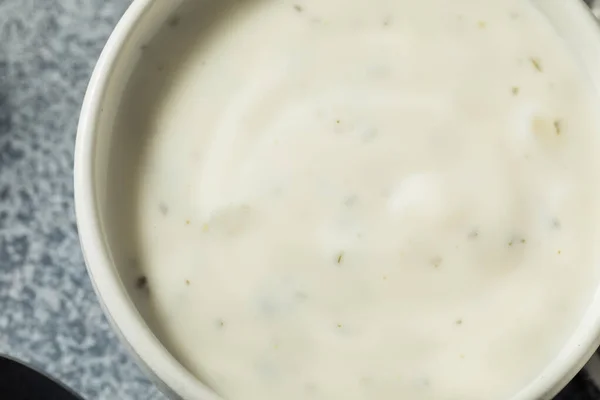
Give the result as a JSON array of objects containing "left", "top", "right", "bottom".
[{"left": 74, "top": 0, "right": 600, "bottom": 399}]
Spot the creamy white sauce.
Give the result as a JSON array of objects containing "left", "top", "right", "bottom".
[{"left": 119, "top": 0, "right": 600, "bottom": 399}]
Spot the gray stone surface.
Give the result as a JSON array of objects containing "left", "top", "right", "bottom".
[
  {"left": 0, "top": 0, "right": 163, "bottom": 399},
  {"left": 0, "top": 0, "right": 599, "bottom": 399}
]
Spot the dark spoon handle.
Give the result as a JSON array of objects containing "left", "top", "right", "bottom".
[{"left": 0, "top": 355, "right": 84, "bottom": 400}]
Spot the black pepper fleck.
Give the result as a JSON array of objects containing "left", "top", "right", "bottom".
[
  {"left": 168, "top": 15, "right": 181, "bottom": 27},
  {"left": 136, "top": 275, "right": 148, "bottom": 290}
]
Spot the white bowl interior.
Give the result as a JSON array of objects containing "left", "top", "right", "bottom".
[
  {"left": 79, "top": 0, "right": 222, "bottom": 398},
  {"left": 80, "top": 0, "right": 600, "bottom": 398}
]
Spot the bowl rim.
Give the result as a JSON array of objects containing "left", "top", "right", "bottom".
[
  {"left": 74, "top": 0, "right": 220, "bottom": 399},
  {"left": 74, "top": 0, "right": 600, "bottom": 399}
]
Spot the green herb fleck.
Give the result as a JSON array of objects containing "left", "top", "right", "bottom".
[
  {"left": 295, "top": 291, "right": 308, "bottom": 301},
  {"left": 337, "top": 252, "right": 344, "bottom": 264},
  {"left": 344, "top": 195, "right": 358, "bottom": 207},
  {"left": 168, "top": 15, "right": 181, "bottom": 28},
  {"left": 293, "top": 4, "right": 303, "bottom": 12},
  {"left": 552, "top": 218, "right": 561, "bottom": 229},
  {"left": 530, "top": 57, "right": 543, "bottom": 72},
  {"left": 360, "top": 377, "right": 373, "bottom": 386},
  {"left": 159, "top": 202, "right": 168, "bottom": 215},
  {"left": 478, "top": 20, "right": 487, "bottom": 29},
  {"left": 337, "top": 323, "right": 343, "bottom": 328},
  {"left": 511, "top": 86, "right": 520, "bottom": 96},
  {"left": 554, "top": 119, "right": 561, "bottom": 135},
  {"left": 305, "top": 383, "right": 318, "bottom": 394},
  {"left": 456, "top": 319, "right": 463, "bottom": 325}
]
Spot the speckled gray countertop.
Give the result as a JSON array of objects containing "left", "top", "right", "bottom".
[
  {"left": 0, "top": 0, "right": 162, "bottom": 398},
  {"left": 0, "top": 0, "right": 599, "bottom": 399}
]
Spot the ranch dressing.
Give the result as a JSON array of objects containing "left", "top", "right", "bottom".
[{"left": 124, "top": 0, "right": 600, "bottom": 399}]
